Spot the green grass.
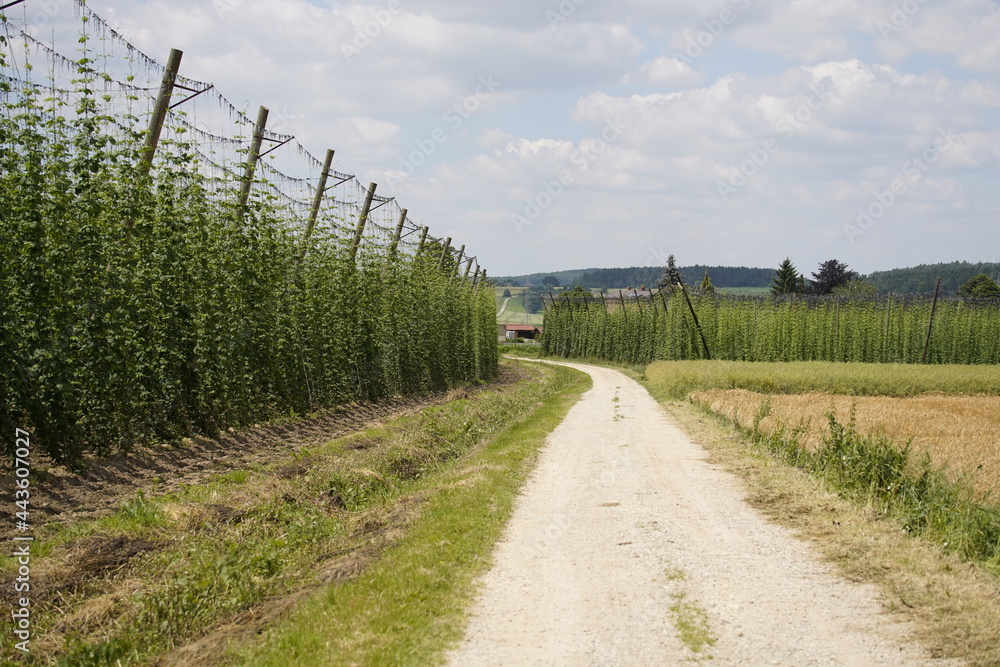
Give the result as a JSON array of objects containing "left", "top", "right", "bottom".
[
  {"left": 716, "top": 286, "right": 771, "bottom": 295},
  {"left": 731, "top": 407, "right": 1000, "bottom": 574},
  {"left": 8, "top": 362, "right": 589, "bottom": 665},
  {"left": 669, "top": 593, "right": 716, "bottom": 658},
  {"left": 643, "top": 360, "right": 1000, "bottom": 401},
  {"left": 230, "top": 364, "right": 590, "bottom": 665}
]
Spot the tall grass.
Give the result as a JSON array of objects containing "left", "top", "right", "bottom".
[{"left": 735, "top": 404, "right": 1000, "bottom": 574}]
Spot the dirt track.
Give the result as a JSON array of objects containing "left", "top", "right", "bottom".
[{"left": 448, "top": 361, "right": 941, "bottom": 665}]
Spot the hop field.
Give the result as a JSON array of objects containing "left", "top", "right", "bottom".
[
  {"left": 542, "top": 292, "right": 1000, "bottom": 365},
  {"left": 0, "top": 10, "right": 497, "bottom": 464}
]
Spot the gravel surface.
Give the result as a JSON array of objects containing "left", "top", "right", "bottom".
[{"left": 447, "top": 361, "right": 944, "bottom": 666}]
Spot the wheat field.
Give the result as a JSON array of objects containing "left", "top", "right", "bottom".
[{"left": 691, "top": 389, "right": 1000, "bottom": 496}]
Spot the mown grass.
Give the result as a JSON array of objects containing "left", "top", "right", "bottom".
[
  {"left": 230, "top": 363, "right": 590, "bottom": 665},
  {"left": 645, "top": 359, "right": 1000, "bottom": 400},
  {"left": 3, "top": 361, "right": 589, "bottom": 666}
]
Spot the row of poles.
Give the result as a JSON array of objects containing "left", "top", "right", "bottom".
[
  {"left": 543, "top": 275, "right": 946, "bottom": 363},
  {"left": 134, "top": 45, "right": 486, "bottom": 284}
]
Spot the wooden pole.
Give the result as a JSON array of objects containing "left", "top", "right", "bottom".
[
  {"left": 238, "top": 105, "right": 269, "bottom": 213},
  {"left": 921, "top": 277, "right": 942, "bottom": 363},
  {"left": 139, "top": 48, "right": 182, "bottom": 178},
  {"left": 657, "top": 287, "right": 670, "bottom": 313},
  {"left": 350, "top": 182, "right": 377, "bottom": 262},
  {"left": 301, "top": 148, "right": 334, "bottom": 256},
  {"left": 463, "top": 258, "right": 473, "bottom": 280},
  {"left": 416, "top": 226, "right": 429, "bottom": 255},
  {"left": 453, "top": 244, "right": 465, "bottom": 276},
  {"left": 618, "top": 290, "right": 628, "bottom": 323},
  {"left": 389, "top": 207, "right": 407, "bottom": 255},
  {"left": 676, "top": 280, "right": 711, "bottom": 360},
  {"left": 471, "top": 266, "right": 480, "bottom": 285},
  {"left": 437, "top": 237, "right": 452, "bottom": 269}
]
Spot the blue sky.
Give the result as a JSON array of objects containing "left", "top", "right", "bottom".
[{"left": 13, "top": 0, "right": 1000, "bottom": 276}]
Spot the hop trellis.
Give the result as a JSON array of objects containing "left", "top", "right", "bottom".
[
  {"left": 0, "top": 1, "right": 496, "bottom": 464},
  {"left": 0, "top": 0, "right": 466, "bottom": 262},
  {"left": 542, "top": 292, "right": 1000, "bottom": 365}
]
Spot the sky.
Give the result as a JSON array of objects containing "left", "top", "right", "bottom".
[{"left": 15, "top": 0, "right": 1000, "bottom": 276}]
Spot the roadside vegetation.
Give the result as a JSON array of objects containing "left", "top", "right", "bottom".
[
  {"left": 0, "top": 361, "right": 589, "bottom": 665},
  {"left": 634, "top": 359, "right": 1000, "bottom": 664}
]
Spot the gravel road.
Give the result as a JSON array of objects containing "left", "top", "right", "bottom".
[{"left": 447, "top": 361, "right": 940, "bottom": 666}]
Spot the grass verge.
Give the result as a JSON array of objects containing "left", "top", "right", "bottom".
[
  {"left": 227, "top": 362, "right": 589, "bottom": 665},
  {"left": 734, "top": 405, "right": 1000, "bottom": 573},
  {"left": 1, "top": 361, "right": 589, "bottom": 666}
]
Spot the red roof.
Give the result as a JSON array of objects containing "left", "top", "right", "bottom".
[{"left": 504, "top": 324, "right": 541, "bottom": 331}]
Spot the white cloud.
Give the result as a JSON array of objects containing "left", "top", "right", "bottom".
[{"left": 17, "top": 0, "right": 998, "bottom": 274}]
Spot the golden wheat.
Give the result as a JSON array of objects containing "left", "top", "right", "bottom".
[{"left": 692, "top": 389, "right": 1000, "bottom": 496}]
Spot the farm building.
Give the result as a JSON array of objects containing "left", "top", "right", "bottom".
[{"left": 501, "top": 324, "right": 542, "bottom": 340}]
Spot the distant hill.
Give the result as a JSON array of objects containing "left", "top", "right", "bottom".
[
  {"left": 497, "top": 265, "right": 773, "bottom": 289},
  {"left": 863, "top": 261, "right": 1000, "bottom": 294}
]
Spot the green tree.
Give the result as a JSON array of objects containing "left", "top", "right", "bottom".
[
  {"left": 771, "top": 258, "right": 803, "bottom": 295},
  {"left": 502, "top": 288, "right": 511, "bottom": 298},
  {"left": 831, "top": 279, "right": 878, "bottom": 297},
  {"left": 543, "top": 275, "right": 560, "bottom": 287},
  {"left": 958, "top": 274, "right": 1000, "bottom": 298},
  {"left": 699, "top": 270, "right": 715, "bottom": 294},
  {"left": 808, "top": 259, "right": 856, "bottom": 295}
]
